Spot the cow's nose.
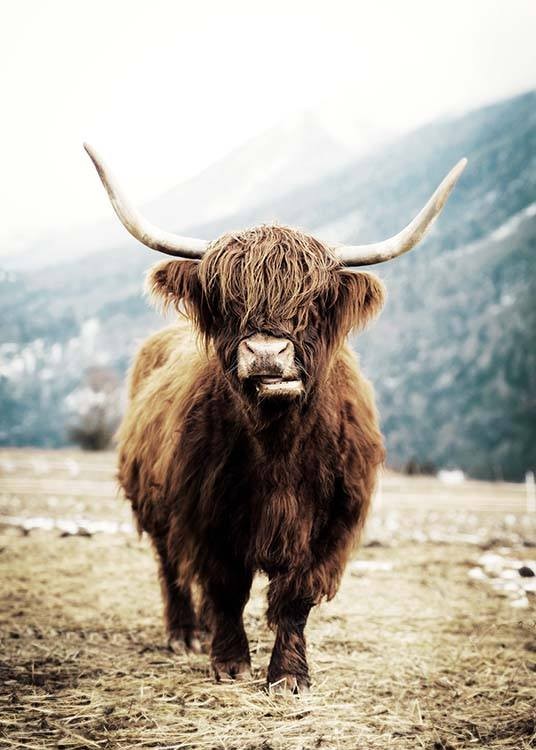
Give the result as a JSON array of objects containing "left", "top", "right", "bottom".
[
  {"left": 245, "top": 336, "right": 290, "bottom": 356},
  {"left": 237, "top": 333, "right": 296, "bottom": 381}
]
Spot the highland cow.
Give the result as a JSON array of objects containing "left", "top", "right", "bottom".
[{"left": 85, "top": 144, "right": 466, "bottom": 692}]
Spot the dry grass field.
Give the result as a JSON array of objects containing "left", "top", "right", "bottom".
[{"left": 0, "top": 449, "right": 535, "bottom": 749}]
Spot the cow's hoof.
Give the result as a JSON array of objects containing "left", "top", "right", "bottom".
[
  {"left": 168, "top": 628, "right": 203, "bottom": 655},
  {"left": 212, "top": 659, "right": 251, "bottom": 682},
  {"left": 268, "top": 674, "right": 310, "bottom": 696}
]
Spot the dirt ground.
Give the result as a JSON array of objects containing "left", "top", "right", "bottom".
[{"left": 0, "top": 449, "right": 535, "bottom": 750}]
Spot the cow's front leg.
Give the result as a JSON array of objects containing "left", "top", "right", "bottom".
[
  {"left": 203, "top": 566, "right": 253, "bottom": 681},
  {"left": 266, "top": 584, "right": 313, "bottom": 694}
]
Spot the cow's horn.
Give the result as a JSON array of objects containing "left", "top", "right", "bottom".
[
  {"left": 84, "top": 143, "right": 209, "bottom": 260},
  {"left": 333, "top": 158, "right": 467, "bottom": 266}
]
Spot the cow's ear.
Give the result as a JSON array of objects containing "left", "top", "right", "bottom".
[
  {"left": 145, "top": 259, "right": 201, "bottom": 317},
  {"left": 337, "top": 270, "right": 386, "bottom": 332}
]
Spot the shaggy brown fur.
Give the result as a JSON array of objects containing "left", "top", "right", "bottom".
[{"left": 118, "top": 225, "right": 385, "bottom": 691}]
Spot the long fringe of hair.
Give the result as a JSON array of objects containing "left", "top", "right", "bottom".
[{"left": 197, "top": 225, "right": 341, "bottom": 333}]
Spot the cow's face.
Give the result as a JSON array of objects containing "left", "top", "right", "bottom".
[{"left": 149, "top": 226, "right": 385, "bottom": 406}]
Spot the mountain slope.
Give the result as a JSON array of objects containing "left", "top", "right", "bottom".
[
  {"left": 359, "top": 204, "right": 536, "bottom": 479},
  {"left": 1, "top": 91, "right": 535, "bottom": 479}
]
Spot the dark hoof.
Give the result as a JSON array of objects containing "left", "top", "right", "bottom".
[
  {"left": 212, "top": 659, "right": 252, "bottom": 682},
  {"left": 168, "top": 628, "right": 203, "bottom": 655},
  {"left": 268, "top": 674, "right": 310, "bottom": 696}
]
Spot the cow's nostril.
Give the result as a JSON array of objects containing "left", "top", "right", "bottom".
[
  {"left": 244, "top": 340, "right": 255, "bottom": 353},
  {"left": 278, "top": 341, "right": 291, "bottom": 355}
]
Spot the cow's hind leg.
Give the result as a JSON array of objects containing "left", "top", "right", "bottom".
[
  {"left": 203, "top": 566, "right": 253, "bottom": 681},
  {"left": 155, "top": 543, "right": 202, "bottom": 654}
]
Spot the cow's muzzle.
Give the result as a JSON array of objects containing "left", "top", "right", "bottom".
[{"left": 237, "top": 333, "right": 303, "bottom": 398}]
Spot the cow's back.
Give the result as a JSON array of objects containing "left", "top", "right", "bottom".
[
  {"left": 127, "top": 320, "right": 200, "bottom": 397},
  {"left": 117, "top": 319, "right": 208, "bottom": 533}
]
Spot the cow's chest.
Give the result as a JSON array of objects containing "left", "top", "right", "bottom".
[
  {"left": 245, "top": 458, "right": 330, "bottom": 574},
  {"left": 249, "top": 488, "right": 308, "bottom": 573},
  {"left": 207, "top": 419, "right": 339, "bottom": 573}
]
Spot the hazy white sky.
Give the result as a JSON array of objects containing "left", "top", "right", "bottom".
[{"left": 1, "top": 0, "right": 535, "bottom": 246}]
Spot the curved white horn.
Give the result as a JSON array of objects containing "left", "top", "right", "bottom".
[
  {"left": 84, "top": 143, "right": 209, "bottom": 259},
  {"left": 333, "top": 158, "right": 467, "bottom": 266}
]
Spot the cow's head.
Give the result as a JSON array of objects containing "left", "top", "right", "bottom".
[
  {"left": 146, "top": 226, "right": 386, "bottom": 403},
  {"left": 84, "top": 144, "right": 466, "bottom": 408}
]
